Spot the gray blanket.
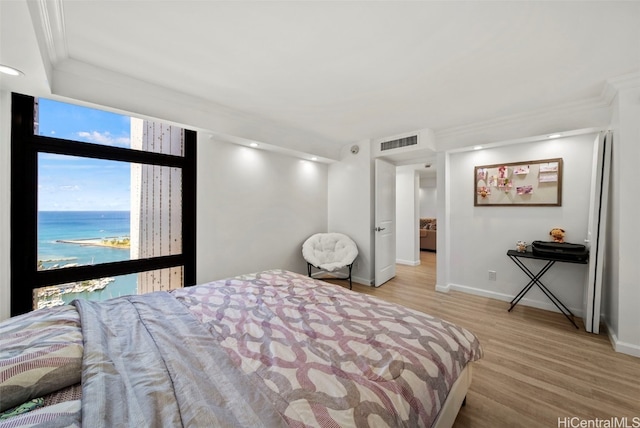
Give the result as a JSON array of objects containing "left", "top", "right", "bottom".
[{"left": 74, "top": 292, "right": 287, "bottom": 427}]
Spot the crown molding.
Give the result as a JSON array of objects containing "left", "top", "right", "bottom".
[
  {"left": 435, "top": 93, "right": 608, "bottom": 142},
  {"left": 602, "top": 70, "right": 640, "bottom": 99},
  {"left": 607, "top": 70, "right": 640, "bottom": 89},
  {"left": 435, "top": 70, "right": 639, "bottom": 148},
  {"left": 34, "top": 0, "right": 68, "bottom": 65},
  {"left": 25, "top": 0, "right": 68, "bottom": 87}
]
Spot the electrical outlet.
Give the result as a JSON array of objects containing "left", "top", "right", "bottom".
[{"left": 488, "top": 270, "right": 497, "bottom": 281}]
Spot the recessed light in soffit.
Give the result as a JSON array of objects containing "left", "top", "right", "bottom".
[{"left": 0, "top": 65, "right": 24, "bottom": 76}]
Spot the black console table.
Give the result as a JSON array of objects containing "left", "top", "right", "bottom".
[{"left": 507, "top": 250, "right": 587, "bottom": 329}]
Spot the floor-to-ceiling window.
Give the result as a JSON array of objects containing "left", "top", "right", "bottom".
[{"left": 10, "top": 93, "right": 196, "bottom": 316}]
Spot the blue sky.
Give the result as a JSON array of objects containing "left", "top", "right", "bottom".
[{"left": 37, "top": 98, "right": 132, "bottom": 211}]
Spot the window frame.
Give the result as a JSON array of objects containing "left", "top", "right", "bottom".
[{"left": 10, "top": 92, "right": 197, "bottom": 316}]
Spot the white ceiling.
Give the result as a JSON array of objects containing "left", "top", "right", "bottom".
[{"left": 1, "top": 1, "right": 639, "bottom": 167}]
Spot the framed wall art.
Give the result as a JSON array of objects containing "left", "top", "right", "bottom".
[{"left": 474, "top": 158, "right": 563, "bottom": 206}]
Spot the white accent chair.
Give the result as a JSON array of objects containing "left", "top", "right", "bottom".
[{"left": 302, "top": 233, "right": 358, "bottom": 289}]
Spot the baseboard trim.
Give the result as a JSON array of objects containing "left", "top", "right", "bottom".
[
  {"left": 396, "top": 258, "right": 420, "bottom": 266},
  {"left": 445, "top": 282, "right": 584, "bottom": 318},
  {"left": 435, "top": 283, "right": 450, "bottom": 293},
  {"left": 353, "top": 276, "right": 374, "bottom": 286},
  {"left": 603, "top": 321, "right": 640, "bottom": 358}
]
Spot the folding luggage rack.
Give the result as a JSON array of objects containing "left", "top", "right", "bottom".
[{"left": 506, "top": 249, "right": 588, "bottom": 329}]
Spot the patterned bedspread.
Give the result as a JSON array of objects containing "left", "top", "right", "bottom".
[
  {"left": 0, "top": 269, "right": 482, "bottom": 428},
  {"left": 172, "top": 270, "right": 483, "bottom": 427}
]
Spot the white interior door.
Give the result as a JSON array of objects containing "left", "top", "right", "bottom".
[
  {"left": 375, "top": 158, "right": 396, "bottom": 286},
  {"left": 583, "top": 131, "right": 611, "bottom": 333}
]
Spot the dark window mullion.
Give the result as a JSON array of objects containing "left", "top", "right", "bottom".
[
  {"left": 182, "top": 129, "right": 197, "bottom": 286},
  {"left": 32, "top": 135, "right": 185, "bottom": 168},
  {"left": 35, "top": 255, "right": 185, "bottom": 288},
  {"left": 11, "top": 93, "right": 39, "bottom": 315}
]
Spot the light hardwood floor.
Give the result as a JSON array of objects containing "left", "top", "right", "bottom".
[{"left": 325, "top": 251, "right": 640, "bottom": 427}]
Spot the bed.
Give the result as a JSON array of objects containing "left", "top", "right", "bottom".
[{"left": 0, "top": 269, "right": 483, "bottom": 427}]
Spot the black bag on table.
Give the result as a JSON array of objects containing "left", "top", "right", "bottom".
[{"left": 531, "top": 240, "right": 589, "bottom": 262}]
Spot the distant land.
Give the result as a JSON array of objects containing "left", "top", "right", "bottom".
[{"left": 56, "top": 236, "right": 131, "bottom": 249}]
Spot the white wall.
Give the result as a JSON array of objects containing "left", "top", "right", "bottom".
[
  {"left": 396, "top": 166, "right": 419, "bottom": 266},
  {"left": 604, "top": 95, "right": 620, "bottom": 342},
  {"left": 328, "top": 140, "right": 374, "bottom": 285},
  {"left": 0, "top": 91, "right": 11, "bottom": 320},
  {"left": 419, "top": 176, "right": 437, "bottom": 218},
  {"left": 196, "top": 137, "right": 328, "bottom": 283},
  {"left": 605, "top": 86, "right": 640, "bottom": 356},
  {"left": 441, "top": 134, "right": 597, "bottom": 316}
]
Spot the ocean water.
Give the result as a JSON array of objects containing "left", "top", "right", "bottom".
[{"left": 38, "top": 211, "right": 137, "bottom": 304}]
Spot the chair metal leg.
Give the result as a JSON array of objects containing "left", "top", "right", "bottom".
[{"left": 308, "top": 262, "right": 354, "bottom": 290}]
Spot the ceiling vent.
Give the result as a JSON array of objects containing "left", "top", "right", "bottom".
[{"left": 380, "top": 135, "right": 418, "bottom": 151}]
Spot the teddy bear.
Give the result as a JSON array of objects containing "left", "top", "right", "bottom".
[{"left": 549, "top": 227, "right": 565, "bottom": 243}]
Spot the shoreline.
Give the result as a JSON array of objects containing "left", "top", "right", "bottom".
[{"left": 56, "top": 236, "right": 130, "bottom": 249}]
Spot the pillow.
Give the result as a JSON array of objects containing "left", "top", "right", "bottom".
[
  {"left": 0, "top": 398, "right": 44, "bottom": 420},
  {"left": 0, "top": 399, "right": 81, "bottom": 427},
  {"left": 0, "top": 305, "right": 83, "bottom": 412}
]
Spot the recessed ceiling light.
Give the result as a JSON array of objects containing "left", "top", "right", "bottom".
[
  {"left": 311, "top": 157, "right": 318, "bottom": 161},
  {"left": 0, "top": 65, "right": 24, "bottom": 76},
  {"left": 249, "top": 142, "right": 259, "bottom": 147},
  {"left": 473, "top": 145, "right": 483, "bottom": 150},
  {"left": 548, "top": 134, "right": 562, "bottom": 139}
]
